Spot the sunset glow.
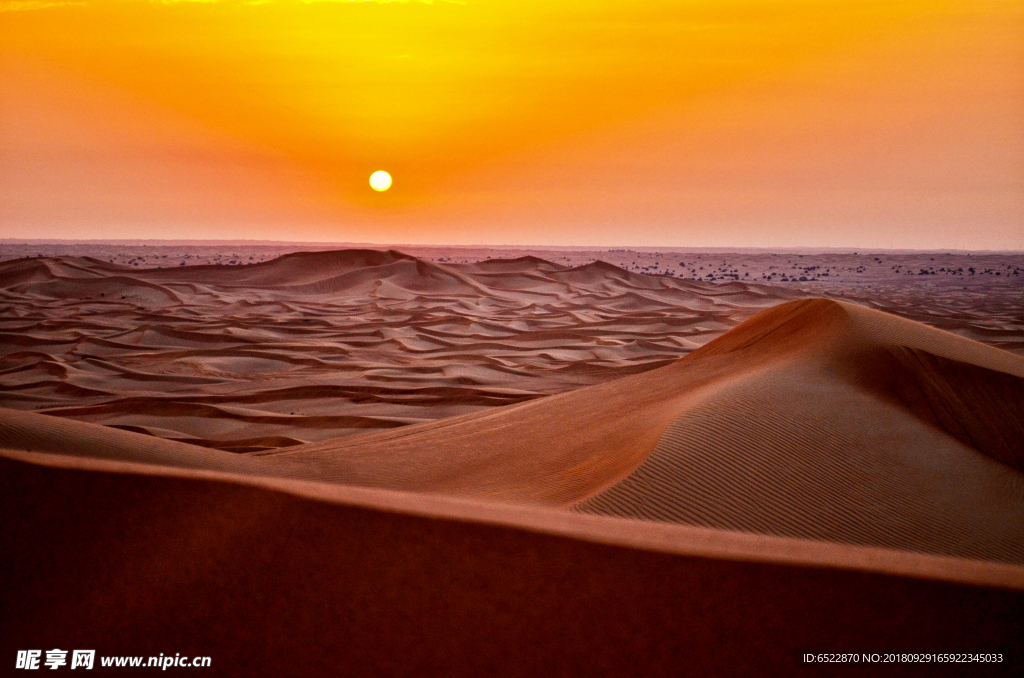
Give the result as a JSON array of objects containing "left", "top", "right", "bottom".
[{"left": 1, "top": 0, "right": 1021, "bottom": 248}]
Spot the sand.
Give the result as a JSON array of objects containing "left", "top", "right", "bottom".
[
  {"left": 0, "top": 249, "right": 799, "bottom": 450},
  {"left": 2, "top": 247, "right": 1023, "bottom": 675}
]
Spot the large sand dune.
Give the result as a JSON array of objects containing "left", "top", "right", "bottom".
[
  {"left": 250, "top": 298, "right": 1023, "bottom": 563},
  {"left": 572, "top": 300, "right": 1024, "bottom": 562},
  {"left": 2, "top": 249, "right": 1023, "bottom": 674}
]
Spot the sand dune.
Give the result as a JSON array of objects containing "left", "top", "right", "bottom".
[
  {"left": 0, "top": 250, "right": 795, "bottom": 450},
  {"left": 248, "top": 299, "right": 1023, "bottom": 563},
  {"left": 573, "top": 305, "right": 1024, "bottom": 562}
]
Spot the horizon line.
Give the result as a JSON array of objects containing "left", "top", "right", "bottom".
[{"left": 2, "top": 239, "right": 1022, "bottom": 255}]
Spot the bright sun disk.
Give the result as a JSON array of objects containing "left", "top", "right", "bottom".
[{"left": 369, "top": 171, "right": 392, "bottom": 192}]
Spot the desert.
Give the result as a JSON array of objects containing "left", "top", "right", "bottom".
[{"left": 2, "top": 243, "right": 1023, "bottom": 675}]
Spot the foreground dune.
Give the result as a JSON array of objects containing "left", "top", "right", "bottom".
[{"left": 3, "top": 450, "right": 1021, "bottom": 677}]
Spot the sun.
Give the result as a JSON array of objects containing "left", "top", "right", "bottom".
[{"left": 369, "top": 170, "right": 392, "bottom": 192}]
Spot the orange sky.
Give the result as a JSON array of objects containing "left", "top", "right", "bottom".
[{"left": 1, "top": 0, "right": 1021, "bottom": 248}]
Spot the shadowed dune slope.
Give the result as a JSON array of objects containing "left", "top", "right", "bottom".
[{"left": 3, "top": 453, "right": 1022, "bottom": 677}]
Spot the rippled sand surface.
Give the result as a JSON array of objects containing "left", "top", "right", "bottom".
[{"left": 0, "top": 249, "right": 798, "bottom": 450}]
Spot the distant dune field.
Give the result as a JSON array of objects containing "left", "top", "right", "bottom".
[
  {"left": 0, "top": 250, "right": 800, "bottom": 450},
  {"left": 2, "top": 249, "right": 1023, "bottom": 676}
]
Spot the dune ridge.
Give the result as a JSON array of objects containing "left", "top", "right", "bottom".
[{"left": 3, "top": 446, "right": 1023, "bottom": 591}]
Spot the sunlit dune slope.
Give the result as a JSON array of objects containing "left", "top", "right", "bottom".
[
  {"left": 271, "top": 298, "right": 1024, "bottom": 497},
  {"left": 572, "top": 300, "right": 1024, "bottom": 563}
]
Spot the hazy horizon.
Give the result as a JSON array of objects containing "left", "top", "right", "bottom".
[{"left": 3, "top": 238, "right": 1023, "bottom": 256}]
